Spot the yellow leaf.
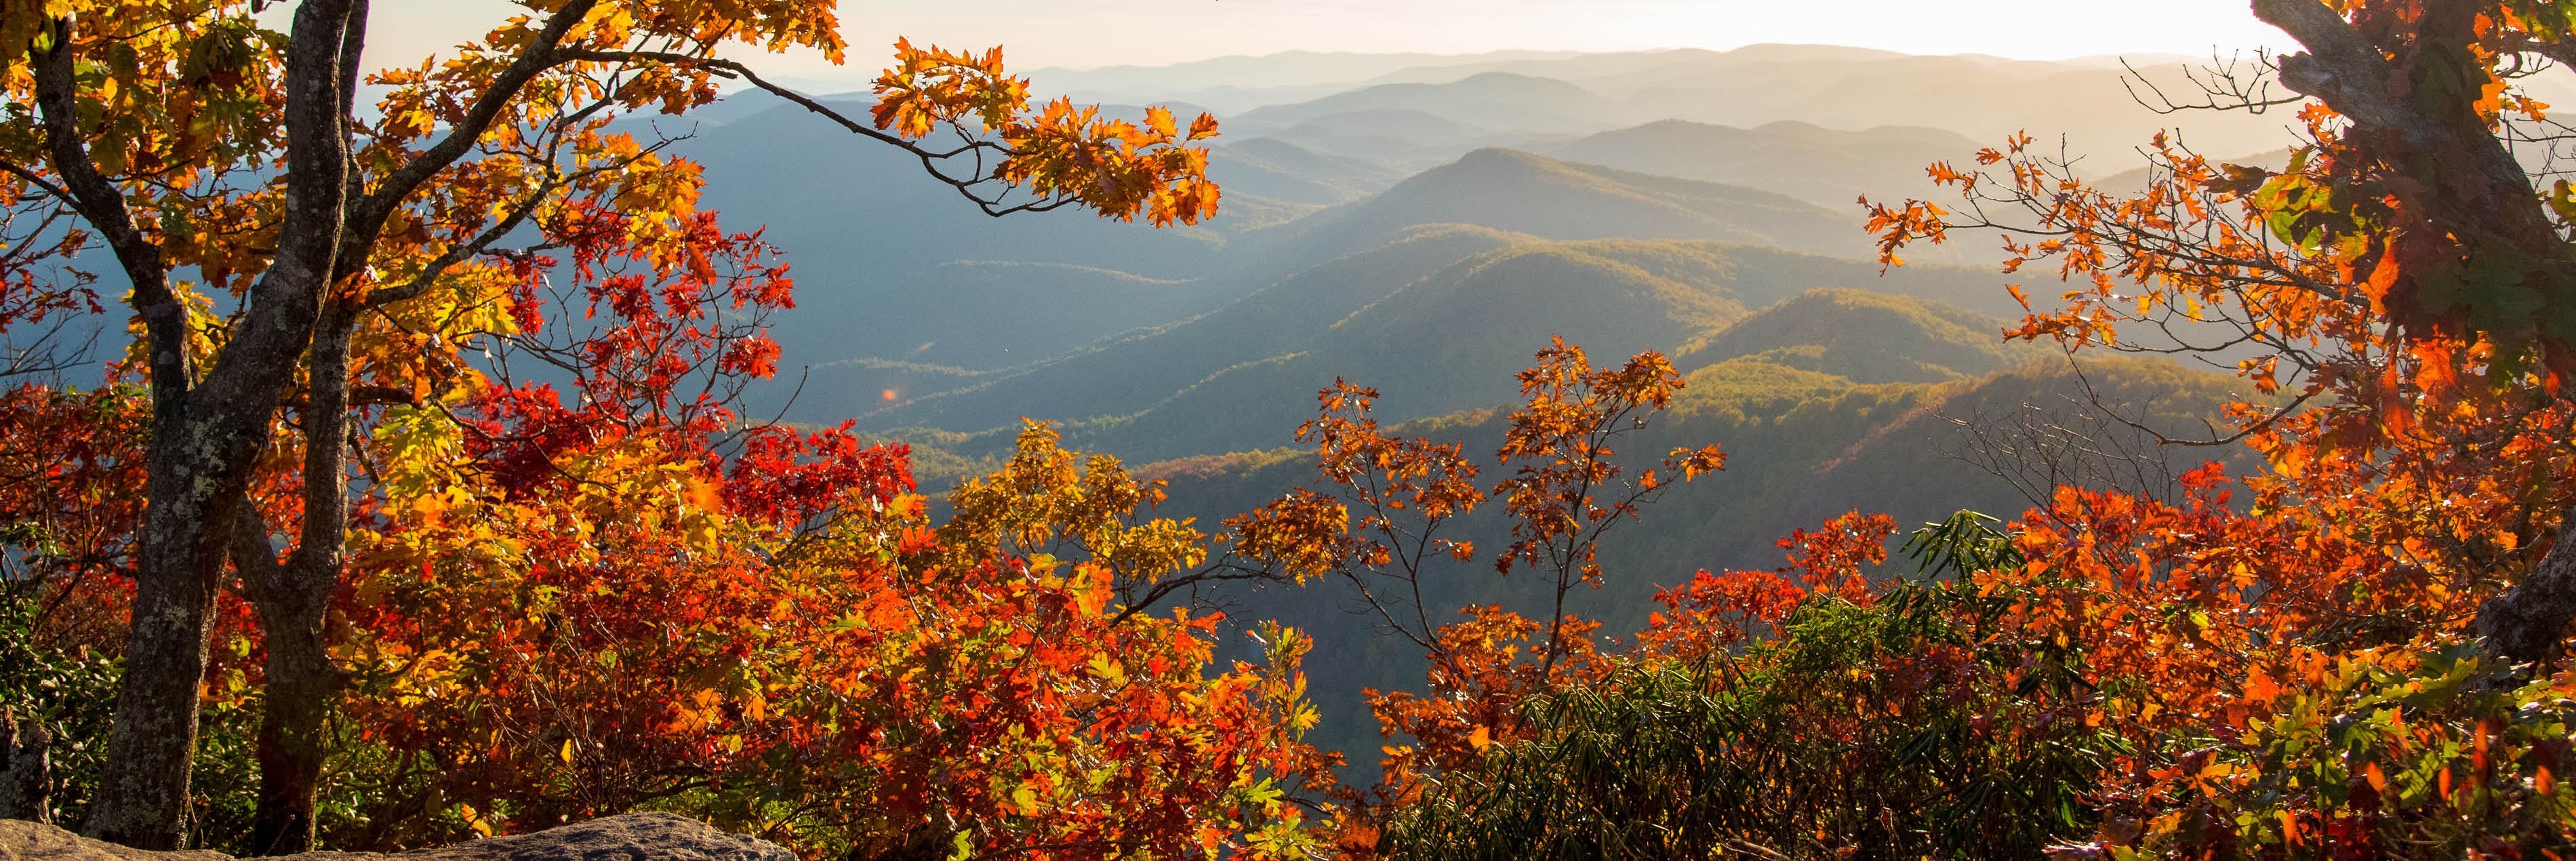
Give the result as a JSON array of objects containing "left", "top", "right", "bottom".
[{"left": 685, "top": 476, "right": 723, "bottom": 511}]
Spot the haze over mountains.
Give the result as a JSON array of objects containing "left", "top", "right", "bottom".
[
  {"left": 647, "top": 42, "right": 2301, "bottom": 766},
  {"left": 655, "top": 43, "right": 2307, "bottom": 428},
  {"left": 1033, "top": 44, "right": 2330, "bottom": 161}
]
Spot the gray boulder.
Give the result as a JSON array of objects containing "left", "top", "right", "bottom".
[
  {"left": 377, "top": 814, "right": 792, "bottom": 861},
  {"left": 0, "top": 710, "right": 52, "bottom": 823},
  {"left": 0, "top": 814, "right": 792, "bottom": 861},
  {"left": 0, "top": 819, "right": 231, "bottom": 861}
]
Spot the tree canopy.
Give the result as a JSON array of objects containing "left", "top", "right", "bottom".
[
  {"left": 0, "top": 0, "right": 1227, "bottom": 852},
  {"left": 7, "top": 0, "right": 2576, "bottom": 857}
]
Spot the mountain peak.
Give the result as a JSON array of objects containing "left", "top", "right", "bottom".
[
  {"left": 1677, "top": 287, "right": 2034, "bottom": 384},
  {"left": 1451, "top": 146, "right": 1554, "bottom": 169}
]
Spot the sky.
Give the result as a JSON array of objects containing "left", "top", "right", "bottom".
[{"left": 352, "top": 0, "right": 2291, "bottom": 85}]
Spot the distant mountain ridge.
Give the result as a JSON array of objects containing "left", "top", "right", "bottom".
[
  {"left": 624, "top": 42, "right": 2288, "bottom": 776},
  {"left": 1232, "top": 72, "right": 1625, "bottom": 136},
  {"left": 1013, "top": 43, "right": 2383, "bottom": 167},
  {"left": 625, "top": 43, "right": 2310, "bottom": 474},
  {"left": 1544, "top": 119, "right": 1983, "bottom": 209},
  {"left": 1251, "top": 147, "right": 1872, "bottom": 269},
  {"left": 845, "top": 235, "right": 2023, "bottom": 464},
  {"left": 1029, "top": 49, "right": 1589, "bottom": 98},
  {"left": 1676, "top": 288, "right": 2042, "bottom": 383}
]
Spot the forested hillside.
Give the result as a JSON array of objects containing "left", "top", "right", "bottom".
[
  {"left": 1140, "top": 347, "right": 2251, "bottom": 769},
  {"left": 841, "top": 238, "right": 2023, "bottom": 462},
  {"left": 8, "top": 5, "right": 2575, "bottom": 859}
]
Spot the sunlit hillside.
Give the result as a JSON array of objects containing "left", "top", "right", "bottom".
[{"left": 12, "top": 9, "right": 2573, "bottom": 859}]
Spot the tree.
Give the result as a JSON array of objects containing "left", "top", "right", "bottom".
[
  {"left": 320, "top": 221, "right": 1329, "bottom": 853},
  {"left": 1866, "top": 0, "right": 2576, "bottom": 668},
  {"left": 1845, "top": 1, "right": 2576, "bottom": 852},
  {"left": 1377, "top": 513, "right": 2116, "bottom": 860},
  {"left": 1225, "top": 339, "right": 1725, "bottom": 835},
  {"left": 0, "top": 0, "right": 1221, "bottom": 849}
]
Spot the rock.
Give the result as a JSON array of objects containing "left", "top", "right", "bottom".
[
  {"left": 0, "top": 710, "right": 52, "bottom": 823},
  {"left": 377, "top": 814, "right": 792, "bottom": 861},
  {"left": 0, "top": 814, "right": 792, "bottom": 861},
  {"left": 0, "top": 820, "right": 231, "bottom": 861}
]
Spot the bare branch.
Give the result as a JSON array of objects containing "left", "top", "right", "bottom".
[
  {"left": 348, "top": 0, "right": 603, "bottom": 239},
  {"left": 31, "top": 20, "right": 184, "bottom": 404},
  {"left": 0, "top": 159, "right": 76, "bottom": 211},
  {"left": 557, "top": 49, "right": 1081, "bottom": 218},
  {"left": 2251, "top": 0, "right": 2428, "bottom": 144}
]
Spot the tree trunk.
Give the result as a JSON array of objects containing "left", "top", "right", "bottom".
[
  {"left": 241, "top": 307, "right": 356, "bottom": 856},
  {"left": 2476, "top": 504, "right": 2576, "bottom": 668},
  {"left": 247, "top": 617, "right": 343, "bottom": 855},
  {"left": 80, "top": 0, "right": 362, "bottom": 847},
  {"left": 26, "top": 15, "right": 202, "bottom": 847},
  {"left": 83, "top": 507, "right": 229, "bottom": 849},
  {"left": 244, "top": 9, "right": 368, "bottom": 842},
  {"left": 2249, "top": 0, "right": 2576, "bottom": 675},
  {"left": 0, "top": 708, "right": 52, "bottom": 822},
  {"left": 243, "top": 5, "right": 372, "bottom": 853}
]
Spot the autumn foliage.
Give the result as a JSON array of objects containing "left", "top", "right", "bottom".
[
  {"left": 1836, "top": 0, "right": 2576, "bottom": 854},
  {"left": 9, "top": 0, "right": 2576, "bottom": 858},
  {"left": 7, "top": 119, "right": 1317, "bottom": 855},
  {"left": 0, "top": 0, "right": 1266, "bottom": 853}
]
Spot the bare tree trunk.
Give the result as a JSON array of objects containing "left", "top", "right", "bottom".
[
  {"left": 245, "top": 605, "right": 345, "bottom": 855},
  {"left": 242, "top": 6, "right": 369, "bottom": 847},
  {"left": 2247, "top": 0, "right": 2576, "bottom": 673},
  {"left": 27, "top": 18, "right": 190, "bottom": 845},
  {"left": 81, "top": 1, "right": 361, "bottom": 847},
  {"left": 239, "top": 308, "right": 356, "bottom": 856},
  {"left": 0, "top": 709, "right": 52, "bottom": 822},
  {"left": 2476, "top": 505, "right": 2576, "bottom": 668},
  {"left": 85, "top": 408, "right": 270, "bottom": 848},
  {"left": 60, "top": 0, "right": 579, "bottom": 845}
]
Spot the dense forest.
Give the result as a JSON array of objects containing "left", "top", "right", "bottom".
[{"left": 4, "top": 0, "right": 2576, "bottom": 858}]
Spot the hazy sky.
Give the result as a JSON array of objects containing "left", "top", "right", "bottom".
[{"left": 354, "top": 0, "right": 2289, "bottom": 81}]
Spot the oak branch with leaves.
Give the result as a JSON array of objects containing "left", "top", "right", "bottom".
[
  {"left": 0, "top": 0, "right": 1220, "bottom": 851},
  {"left": 1866, "top": 0, "right": 2576, "bottom": 670}
]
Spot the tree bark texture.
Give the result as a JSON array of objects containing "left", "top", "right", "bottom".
[
  {"left": 239, "top": 309, "right": 357, "bottom": 856},
  {"left": 55, "top": 0, "right": 596, "bottom": 846},
  {"left": 2478, "top": 507, "right": 2576, "bottom": 668},
  {"left": 0, "top": 709, "right": 52, "bottom": 822},
  {"left": 2249, "top": 0, "right": 2576, "bottom": 667},
  {"left": 81, "top": 0, "right": 361, "bottom": 847}
]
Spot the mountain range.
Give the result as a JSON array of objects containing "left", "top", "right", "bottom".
[
  {"left": 643, "top": 41, "right": 2287, "bottom": 502},
  {"left": 592, "top": 42, "right": 2341, "bottom": 767}
]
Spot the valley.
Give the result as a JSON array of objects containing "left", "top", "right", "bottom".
[{"left": 652, "top": 44, "right": 2280, "bottom": 769}]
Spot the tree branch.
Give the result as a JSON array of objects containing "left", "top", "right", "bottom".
[
  {"left": 228, "top": 504, "right": 287, "bottom": 612},
  {"left": 30, "top": 21, "right": 184, "bottom": 402},
  {"left": 2249, "top": 0, "right": 2430, "bottom": 146},
  {"left": 346, "top": 0, "right": 601, "bottom": 242},
  {"left": 557, "top": 49, "right": 1079, "bottom": 218},
  {"left": 0, "top": 158, "right": 76, "bottom": 211}
]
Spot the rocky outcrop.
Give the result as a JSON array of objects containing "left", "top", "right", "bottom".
[
  {"left": 0, "top": 813, "right": 792, "bottom": 861},
  {"left": 374, "top": 814, "right": 793, "bottom": 861},
  {"left": 0, "top": 819, "right": 230, "bottom": 861},
  {"left": 0, "top": 711, "right": 49, "bottom": 824}
]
